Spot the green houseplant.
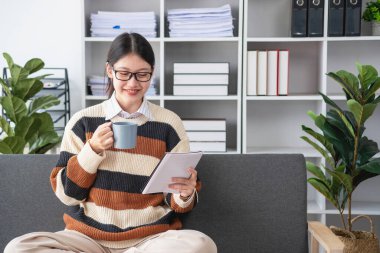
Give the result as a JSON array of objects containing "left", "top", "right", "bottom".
[
  {"left": 0, "top": 52, "right": 61, "bottom": 154},
  {"left": 362, "top": 0, "right": 380, "bottom": 36},
  {"left": 301, "top": 63, "right": 380, "bottom": 251}
]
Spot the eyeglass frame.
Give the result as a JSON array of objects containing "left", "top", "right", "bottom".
[{"left": 112, "top": 68, "right": 153, "bottom": 82}]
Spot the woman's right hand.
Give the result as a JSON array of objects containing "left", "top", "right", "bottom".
[{"left": 89, "top": 122, "right": 114, "bottom": 154}]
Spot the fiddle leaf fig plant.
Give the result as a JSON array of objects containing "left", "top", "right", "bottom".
[
  {"left": 0, "top": 52, "right": 61, "bottom": 154},
  {"left": 301, "top": 63, "right": 380, "bottom": 232}
]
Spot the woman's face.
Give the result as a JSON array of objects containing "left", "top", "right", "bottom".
[{"left": 106, "top": 53, "right": 153, "bottom": 108}]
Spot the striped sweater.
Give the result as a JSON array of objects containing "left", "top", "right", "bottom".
[{"left": 50, "top": 101, "right": 201, "bottom": 248}]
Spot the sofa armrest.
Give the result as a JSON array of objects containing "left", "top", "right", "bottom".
[{"left": 308, "top": 221, "right": 344, "bottom": 253}]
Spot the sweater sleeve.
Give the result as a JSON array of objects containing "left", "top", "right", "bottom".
[
  {"left": 164, "top": 114, "right": 201, "bottom": 213},
  {"left": 50, "top": 112, "right": 106, "bottom": 206}
]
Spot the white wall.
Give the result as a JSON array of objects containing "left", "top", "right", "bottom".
[{"left": 0, "top": 0, "right": 83, "bottom": 115}]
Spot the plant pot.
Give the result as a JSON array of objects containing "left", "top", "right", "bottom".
[
  {"left": 330, "top": 215, "right": 380, "bottom": 253},
  {"left": 372, "top": 22, "right": 380, "bottom": 36}
]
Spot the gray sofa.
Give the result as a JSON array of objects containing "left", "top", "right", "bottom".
[{"left": 0, "top": 154, "right": 343, "bottom": 253}]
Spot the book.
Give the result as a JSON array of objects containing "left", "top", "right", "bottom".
[
  {"left": 267, "top": 50, "right": 278, "bottom": 96},
  {"left": 291, "top": 0, "right": 308, "bottom": 37},
  {"left": 278, "top": 50, "right": 289, "bottom": 96},
  {"left": 328, "top": 0, "right": 344, "bottom": 36},
  {"left": 182, "top": 119, "right": 226, "bottom": 131},
  {"left": 190, "top": 141, "right": 226, "bottom": 152},
  {"left": 307, "top": 0, "right": 324, "bottom": 37},
  {"left": 173, "top": 85, "right": 228, "bottom": 96},
  {"left": 174, "top": 63, "right": 229, "bottom": 74},
  {"left": 173, "top": 74, "right": 229, "bottom": 85},
  {"left": 142, "top": 151, "right": 203, "bottom": 194},
  {"left": 257, "top": 51, "right": 268, "bottom": 95},
  {"left": 345, "top": 0, "right": 362, "bottom": 36},
  {"left": 247, "top": 50, "right": 258, "bottom": 96},
  {"left": 187, "top": 131, "right": 226, "bottom": 142}
]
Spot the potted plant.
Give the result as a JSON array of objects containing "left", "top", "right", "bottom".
[
  {"left": 362, "top": 0, "right": 380, "bottom": 36},
  {"left": 0, "top": 52, "right": 61, "bottom": 154},
  {"left": 301, "top": 63, "right": 380, "bottom": 252}
]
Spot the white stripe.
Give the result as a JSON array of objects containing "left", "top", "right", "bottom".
[
  {"left": 81, "top": 202, "right": 172, "bottom": 229},
  {"left": 100, "top": 151, "right": 159, "bottom": 176},
  {"left": 55, "top": 169, "right": 85, "bottom": 206}
]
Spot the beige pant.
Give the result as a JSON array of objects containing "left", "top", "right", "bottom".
[{"left": 4, "top": 229, "right": 217, "bottom": 253}]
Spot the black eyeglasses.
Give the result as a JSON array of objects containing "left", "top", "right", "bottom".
[{"left": 112, "top": 68, "right": 152, "bottom": 82}]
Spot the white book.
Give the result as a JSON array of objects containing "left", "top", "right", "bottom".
[
  {"left": 247, "top": 50, "right": 258, "bottom": 96},
  {"left": 173, "top": 85, "right": 228, "bottom": 96},
  {"left": 142, "top": 152, "right": 203, "bottom": 194},
  {"left": 190, "top": 142, "right": 226, "bottom": 152},
  {"left": 278, "top": 50, "right": 289, "bottom": 96},
  {"left": 257, "top": 51, "right": 268, "bottom": 95},
  {"left": 174, "top": 63, "right": 229, "bottom": 74},
  {"left": 173, "top": 74, "right": 228, "bottom": 85},
  {"left": 187, "top": 131, "right": 226, "bottom": 142},
  {"left": 267, "top": 50, "right": 278, "bottom": 96},
  {"left": 183, "top": 119, "right": 226, "bottom": 131}
]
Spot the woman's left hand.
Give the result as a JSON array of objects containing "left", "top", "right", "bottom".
[{"left": 169, "top": 167, "right": 197, "bottom": 199}]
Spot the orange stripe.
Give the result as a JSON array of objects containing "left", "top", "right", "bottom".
[
  {"left": 87, "top": 132, "right": 166, "bottom": 159},
  {"left": 66, "top": 156, "right": 97, "bottom": 189},
  {"left": 87, "top": 188, "right": 164, "bottom": 210},
  {"left": 50, "top": 166, "right": 63, "bottom": 192},
  {"left": 64, "top": 214, "right": 182, "bottom": 241}
]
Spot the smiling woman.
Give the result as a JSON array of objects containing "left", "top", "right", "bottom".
[{"left": 4, "top": 32, "right": 217, "bottom": 253}]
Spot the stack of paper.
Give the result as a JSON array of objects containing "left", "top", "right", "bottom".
[
  {"left": 167, "top": 4, "right": 234, "bottom": 37},
  {"left": 87, "top": 75, "right": 107, "bottom": 96},
  {"left": 90, "top": 11, "right": 157, "bottom": 38}
]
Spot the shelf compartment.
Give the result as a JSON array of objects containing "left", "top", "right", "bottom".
[
  {"left": 245, "top": 100, "right": 323, "bottom": 153},
  {"left": 246, "top": 41, "right": 324, "bottom": 95},
  {"left": 164, "top": 41, "right": 239, "bottom": 96},
  {"left": 164, "top": 100, "right": 239, "bottom": 153},
  {"left": 326, "top": 40, "right": 380, "bottom": 95}
]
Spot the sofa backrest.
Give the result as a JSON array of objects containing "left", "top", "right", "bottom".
[{"left": 0, "top": 154, "right": 307, "bottom": 253}]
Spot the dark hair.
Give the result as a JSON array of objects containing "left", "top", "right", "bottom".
[{"left": 105, "top": 32, "right": 155, "bottom": 97}]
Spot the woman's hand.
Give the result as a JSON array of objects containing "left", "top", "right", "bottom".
[
  {"left": 89, "top": 122, "right": 114, "bottom": 154},
  {"left": 169, "top": 167, "right": 197, "bottom": 200}
]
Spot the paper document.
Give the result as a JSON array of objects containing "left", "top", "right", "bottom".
[{"left": 142, "top": 152, "right": 203, "bottom": 194}]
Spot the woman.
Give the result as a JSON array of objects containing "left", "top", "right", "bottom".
[{"left": 5, "top": 33, "right": 217, "bottom": 253}]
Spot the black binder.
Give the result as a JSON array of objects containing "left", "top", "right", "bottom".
[
  {"left": 308, "top": 0, "right": 325, "bottom": 36},
  {"left": 345, "top": 0, "right": 362, "bottom": 36},
  {"left": 328, "top": 0, "right": 345, "bottom": 36},
  {"left": 291, "top": 0, "right": 308, "bottom": 37}
]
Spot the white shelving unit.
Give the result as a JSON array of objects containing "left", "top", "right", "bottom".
[
  {"left": 82, "top": 0, "right": 243, "bottom": 154},
  {"left": 82, "top": 0, "right": 380, "bottom": 233},
  {"left": 242, "top": 0, "right": 380, "bottom": 234}
]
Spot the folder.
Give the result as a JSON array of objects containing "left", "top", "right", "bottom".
[
  {"left": 345, "top": 0, "right": 362, "bottom": 36},
  {"left": 328, "top": 0, "right": 345, "bottom": 36},
  {"left": 291, "top": 0, "right": 308, "bottom": 37},
  {"left": 308, "top": 0, "right": 324, "bottom": 37}
]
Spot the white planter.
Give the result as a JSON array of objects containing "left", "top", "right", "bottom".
[{"left": 372, "top": 22, "right": 380, "bottom": 36}]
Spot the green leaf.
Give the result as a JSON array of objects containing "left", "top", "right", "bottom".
[
  {"left": 358, "top": 158, "right": 380, "bottom": 174},
  {"left": 9, "top": 64, "right": 22, "bottom": 88},
  {"left": 13, "top": 78, "right": 36, "bottom": 101},
  {"left": 353, "top": 170, "right": 378, "bottom": 188},
  {"left": 0, "top": 116, "right": 14, "bottom": 137},
  {"left": 306, "top": 161, "right": 328, "bottom": 183},
  {"left": 325, "top": 167, "right": 353, "bottom": 194},
  {"left": 14, "top": 116, "right": 35, "bottom": 141},
  {"left": 2, "top": 136, "right": 26, "bottom": 154},
  {"left": 0, "top": 78, "right": 12, "bottom": 97},
  {"left": 0, "top": 96, "right": 15, "bottom": 122},
  {"left": 320, "top": 93, "right": 344, "bottom": 113},
  {"left": 28, "top": 131, "right": 60, "bottom": 154},
  {"left": 24, "top": 79, "right": 44, "bottom": 100},
  {"left": 307, "top": 110, "right": 318, "bottom": 121},
  {"left": 28, "top": 95, "right": 60, "bottom": 115},
  {"left": 301, "top": 136, "right": 335, "bottom": 168},
  {"left": 357, "top": 137, "right": 379, "bottom": 165},
  {"left": 365, "top": 77, "right": 380, "bottom": 101},
  {"left": 347, "top": 99, "right": 377, "bottom": 126},
  {"left": 31, "top": 112, "right": 54, "bottom": 133},
  {"left": 302, "top": 125, "right": 336, "bottom": 157},
  {"left": 0, "top": 141, "right": 13, "bottom": 154},
  {"left": 23, "top": 58, "right": 44, "bottom": 75},
  {"left": 327, "top": 71, "right": 356, "bottom": 100},
  {"left": 327, "top": 110, "right": 355, "bottom": 138},
  {"left": 3, "top": 52, "right": 14, "bottom": 69},
  {"left": 374, "top": 95, "right": 380, "bottom": 104},
  {"left": 357, "top": 63, "right": 378, "bottom": 90},
  {"left": 308, "top": 178, "right": 338, "bottom": 208}
]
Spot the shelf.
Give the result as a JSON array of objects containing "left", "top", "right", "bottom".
[
  {"left": 246, "top": 147, "right": 320, "bottom": 158},
  {"left": 245, "top": 95, "right": 322, "bottom": 101},
  {"left": 163, "top": 37, "right": 240, "bottom": 42},
  {"left": 327, "top": 36, "right": 380, "bottom": 41},
  {"left": 325, "top": 202, "right": 380, "bottom": 216},
  {"left": 307, "top": 200, "right": 324, "bottom": 214},
  {"left": 163, "top": 95, "right": 238, "bottom": 100},
  {"left": 247, "top": 37, "right": 324, "bottom": 42},
  {"left": 85, "top": 37, "right": 161, "bottom": 43}
]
